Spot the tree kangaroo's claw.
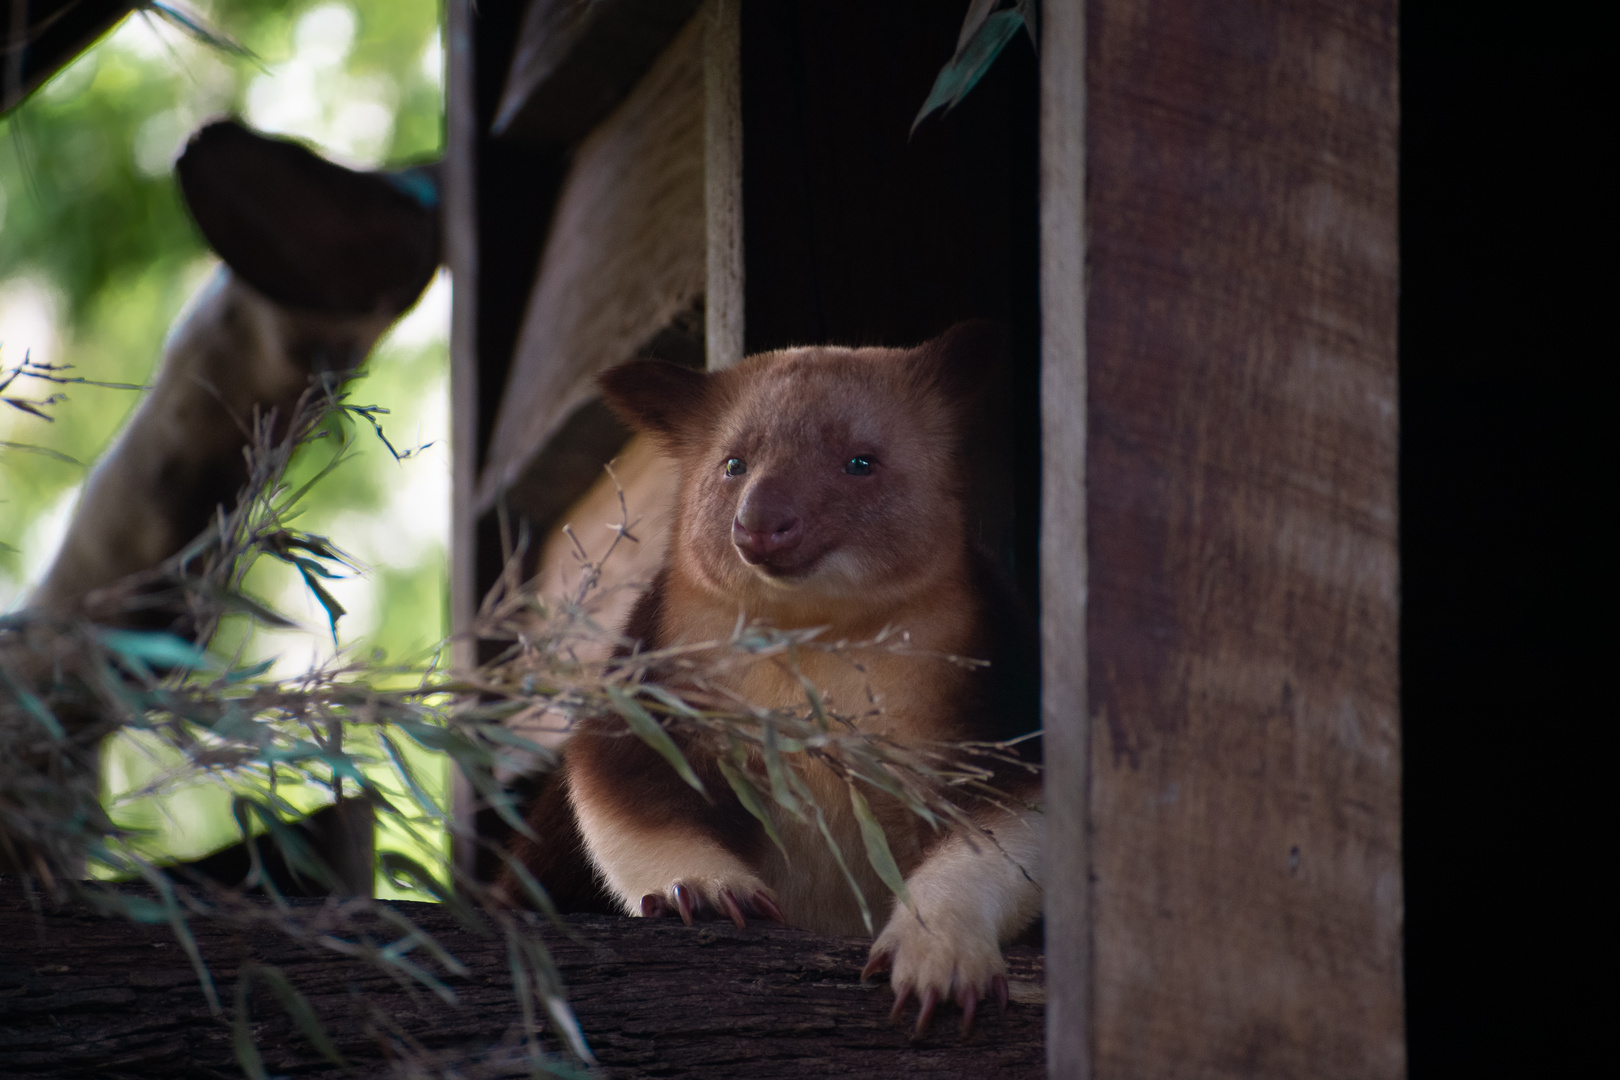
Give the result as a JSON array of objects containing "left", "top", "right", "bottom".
[
  {"left": 861, "top": 948, "right": 894, "bottom": 983},
  {"left": 888, "top": 982, "right": 913, "bottom": 1025},
  {"left": 751, "top": 890, "right": 786, "bottom": 925},
  {"left": 911, "top": 986, "right": 940, "bottom": 1041},
  {"left": 958, "top": 984, "right": 980, "bottom": 1038},
  {"left": 992, "top": 973, "right": 1010, "bottom": 1015},
  {"left": 644, "top": 878, "right": 779, "bottom": 927},
  {"left": 672, "top": 882, "right": 697, "bottom": 926},
  {"left": 719, "top": 888, "right": 747, "bottom": 929}
]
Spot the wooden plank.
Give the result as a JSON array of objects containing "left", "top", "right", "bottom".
[
  {"left": 492, "top": 0, "right": 703, "bottom": 147},
  {"left": 1039, "top": 3, "right": 1091, "bottom": 1078},
  {"left": 703, "top": 0, "right": 744, "bottom": 370},
  {"left": 445, "top": 0, "right": 482, "bottom": 875},
  {"left": 448, "top": 0, "right": 563, "bottom": 873},
  {"left": 477, "top": 11, "right": 706, "bottom": 519},
  {"left": 1084, "top": 0, "right": 1403, "bottom": 1075}
]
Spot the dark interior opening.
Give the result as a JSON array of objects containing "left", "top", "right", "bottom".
[
  {"left": 741, "top": 0, "right": 1043, "bottom": 609},
  {"left": 1399, "top": 2, "right": 1600, "bottom": 1073}
]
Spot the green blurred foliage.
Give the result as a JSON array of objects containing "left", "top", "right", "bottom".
[{"left": 1, "top": 1, "right": 450, "bottom": 897}]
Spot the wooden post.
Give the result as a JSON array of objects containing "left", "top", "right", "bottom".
[
  {"left": 444, "top": 0, "right": 479, "bottom": 878},
  {"left": 1040, "top": 4, "right": 1090, "bottom": 1077},
  {"left": 703, "top": 0, "right": 744, "bottom": 372},
  {"left": 1082, "top": 0, "right": 1404, "bottom": 1074}
]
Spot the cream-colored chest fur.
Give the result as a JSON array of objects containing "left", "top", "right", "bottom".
[{"left": 660, "top": 589, "right": 975, "bottom": 937}]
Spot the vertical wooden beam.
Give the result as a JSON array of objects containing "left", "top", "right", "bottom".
[
  {"left": 445, "top": 0, "right": 481, "bottom": 878},
  {"left": 1085, "top": 0, "right": 1403, "bottom": 1075},
  {"left": 703, "top": 0, "right": 744, "bottom": 371},
  {"left": 1040, "top": 3, "right": 1091, "bottom": 1078}
]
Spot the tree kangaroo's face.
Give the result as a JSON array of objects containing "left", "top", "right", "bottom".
[
  {"left": 680, "top": 354, "right": 960, "bottom": 604},
  {"left": 598, "top": 334, "right": 993, "bottom": 617}
]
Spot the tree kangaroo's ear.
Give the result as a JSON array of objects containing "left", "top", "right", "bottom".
[
  {"left": 597, "top": 359, "right": 713, "bottom": 448},
  {"left": 177, "top": 119, "right": 441, "bottom": 316},
  {"left": 911, "top": 319, "right": 1006, "bottom": 408}
]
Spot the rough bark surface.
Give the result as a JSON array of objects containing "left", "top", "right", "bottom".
[{"left": 0, "top": 884, "right": 1044, "bottom": 1078}]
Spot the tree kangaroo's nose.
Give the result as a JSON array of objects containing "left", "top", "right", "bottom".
[{"left": 733, "top": 482, "right": 803, "bottom": 561}]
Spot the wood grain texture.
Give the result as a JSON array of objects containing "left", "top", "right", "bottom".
[
  {"left": 1085, "top": 0, "right": 1402, "bottom": 1075},
  {"left": 0, "top": 885, "right": 1045, "bottom": 1078},
  {"left": 479, "top": 12, "right": 706, "bottom": 514}
]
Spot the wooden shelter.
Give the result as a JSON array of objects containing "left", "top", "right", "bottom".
[{"left": 445, "top": 1, "right": 1401, "bottom": 1076}]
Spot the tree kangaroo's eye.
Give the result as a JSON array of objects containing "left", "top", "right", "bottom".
[
  {"left": 843, "top": 456, "right": 875, "bottom": 476},
  {"left": 724, "top": 457, "right": 748, "bottom": 477}
]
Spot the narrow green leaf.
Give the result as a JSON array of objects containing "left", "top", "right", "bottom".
[
  {"left": 379, "top": 732, "right": 445, "bottom": 819},
  {"left": 378, "top": 853, "right": 481, "bottom": 937},
  {"left": 641, "top": 682, "right": 702, "bottom": 718},
  {"left": 607, "top": 685, "right": 707, "bottom": 798},
  {"left": 148, "top": 1, "right": 258, "bottom": 62},
  {"left": 789, "top": 770, "right": 871, "bottom": 933},
  {"left": 235, "top": 797, "right": 338, "bottom": 893},
  {"left": 510, "top": 931, "right": 593, "bottom": 1066},
  {"left": 89, "top": 891, "right": 169, "bottom": 924},
  {"left": 849, "top": 784, "right": 913, "bottom": 913},
  {"left": 508, "top": 936, "right": 540, "bottom": 1062},
  {"left": 799, "top": 676, "right": 831, "bottom": 731},
  {"left": 717, "top": 754, "right": 790, "bottom": 860},
  {"left": 232, "top": 973, "right": 270, "bottom": 1080},
  {"left": 544, "top": 991, "right": 594, "bottom": 1065},
  {"left": 0, "top": 439, "right": 79, "bottom": 463},
  {"left": 367, "top": 941, "right": 459, "bottom": 1005},
  {"left": 761, "top": 721, "right": 803, "bottom": 820},
  {"left": 223, "top": 657, "right": 278, "bottom": 684},
  {"left": 295, "top": 565, "right": 346, "bottom": 637},
  {"left": 97, "top": 628, "right": 219, "bottom": 670},
  {"left": 3, "top": 396, "right": 55, "bottom": 420},
  {"left": 138, "top": 868, "right": 220, "bottom": 1014},
  {"left": 493, "top": 853, "right": 568, "bottom": 930},
  {"left": 373, "top": 906, "right": 472, "bottom": 977},
  {"left": 206, "top": 587, "right": 299, "bottom": 630},
  {"left": 911, "top": 9, "right": 1025, "bottom": 134},
  {"left": 252, "top": 964, "right": 346, "bottom": 1066},
  {"left": 476, "top": 723, "right": 560, "bottom": 770},
  {"left": 0, "top": 667, "right": 64, "bottom": 738},
  {"left": 395, "top": 717, "right": 463, "bottom": 751}
]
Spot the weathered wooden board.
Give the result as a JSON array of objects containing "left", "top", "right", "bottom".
[
  {"left": 478, "top": 11, "right": 706, "bottom": 521},
  {"left": 1083, "top": 0, "right": 1403, "bottom": 1075},
  {"left": 492, "top": 0, "right": 704, "bottom": 146},
  {"left": 0, "top": 884, "right": 1044, "bottom": 1078},
  {"left": 1037, "top": 3, "right": 1089, "bottom": 1076}
]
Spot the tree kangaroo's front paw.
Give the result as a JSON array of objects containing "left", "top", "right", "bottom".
[
  {"left": 638, "top": 875, "right": 785, "bottom": 929},
  {"left": 863, "top": 908, "right": 1009, "bottom": 1040}
]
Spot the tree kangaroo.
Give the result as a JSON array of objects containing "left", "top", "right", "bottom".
[{"left": 507, "top": 322, "right": 1042, "bottom": 1036}]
